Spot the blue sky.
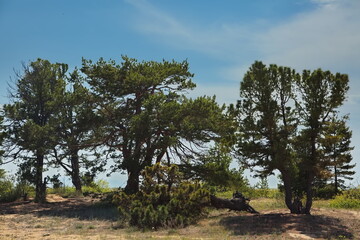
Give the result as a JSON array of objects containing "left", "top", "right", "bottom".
[{"left": 1, "top": 0, "right": 359, "bottom": 187}]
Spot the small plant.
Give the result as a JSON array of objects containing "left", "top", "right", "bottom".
[
  {"left": 88, "top": 225, "right": 95, "bottom": 229},
  {"left": 75, "top": 224, "right": 83, "bottom": 229}
]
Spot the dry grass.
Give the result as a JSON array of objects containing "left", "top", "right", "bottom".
[{"left": 0, "top": 194, "right": 359, "bottom": 240}]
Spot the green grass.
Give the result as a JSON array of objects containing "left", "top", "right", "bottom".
[
  {"left": 251, "top": 198, "right": 286, "bottom": 211},
  {"left": 215, "top": 189, "right": 283, "bottom": 200},
  {"left": 330, "top": 195, "right": 360, "bottom": 209},
  {"left": 47, "top": 180, "right": 113, "bottom": 198}
]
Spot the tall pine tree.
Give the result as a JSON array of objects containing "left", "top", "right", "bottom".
[
  {"left": 319, "top": 115, "right": 355, "bottom": 192},
  {"left": 4, "top": 59, "right": 67, "bottom": 203}
]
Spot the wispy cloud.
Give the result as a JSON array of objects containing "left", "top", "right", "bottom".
[
  {"left": 259, "top": 0, "right": 360, "bottom": 71},
  {"left": 125, "top": 0, "right": 360, "bottom": 184},
  {"left": 124, "top": 0, "right": 256, "bottom": 60},
  {"left": 126, "top": 0, "right": 360, "bottom": 81}
]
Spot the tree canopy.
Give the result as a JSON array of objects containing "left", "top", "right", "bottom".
[
  {"left": 81, "top": 56, "right": 232, "bottom": 193},
  {"left": 3, "top": 59, "right": 67, "bottom": 203},
  {"left": 235, "top": 61, "right": 353, "bottom": 213},
  {"left": 0, "top": 57, "right": 354, "bottom": 216}
]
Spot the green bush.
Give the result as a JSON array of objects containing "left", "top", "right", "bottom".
[
  {"left": 313, "top": 184, "right": 337, "bottom": 199},
  {"left": 83, "top": 179, "right": 111, "bottom": 195},
  {"left": 330, "top": 188, "right": 360, "bottom": 209},
  {"left": 47, "top": 186, "right": 77, "bottom": 197},
  {"left": 0, "top": 179, "right": 34, "bottom": 203},
  {"left": 113, "top": 164, "right": 210, "bottom": 229}
]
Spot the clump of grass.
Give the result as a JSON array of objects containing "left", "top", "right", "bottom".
[
  {"left": 88, "top": 225, "right": 95, "bottom": 229},
  {"left": 34, "top": 224, "right": 43, "bottom": 228},
  {"left": 75, "top": 224, "right": 83, "bottom": 229}
]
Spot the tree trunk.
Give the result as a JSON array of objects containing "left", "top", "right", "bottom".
[
  {"left": 70, "top": 150, "right": 82, "bottom": 196},
  {"left": 334, "top": 165, "right": 338, "bottom": 193},
  {"left": 281, "top": 170, "right": 303, "bottom": 213},
  {"left": 303, "top": 173, "right": 314, "bottom": 214},
  {"left": 209, "top": 195, "right": 258, "bottom": 213},
  {"left": 34, "top": 152, "right": 46, "bottom": 203},
  {"left": 124, "top": 168, "right": 140, "bottom": 194}
]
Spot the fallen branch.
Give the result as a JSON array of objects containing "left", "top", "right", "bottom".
[{"left": 210, "top": 194, "right": 259, "bottom": 214}]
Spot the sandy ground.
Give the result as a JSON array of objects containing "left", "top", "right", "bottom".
[{"left": 0, "top": 194, "right": 359, "bottom": 240}]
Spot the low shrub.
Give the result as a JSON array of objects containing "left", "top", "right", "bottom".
[
  {"left": 83, "top": 179, "right": 112, "bottom": 195},
  {"left": 113, "top": 164, "right": 210, "bottom": 229},
  {"left": 330, "top": 188, "right": 360, "bottom": 209},
  {"left": 0, "top": 180, "right": 34, "bottom": 203},
  {"left": 47, "top": 186, "right": 77, "bottom": 198},
  {"left": 313, "top": 184, "right": 337, "bottom": 199}
]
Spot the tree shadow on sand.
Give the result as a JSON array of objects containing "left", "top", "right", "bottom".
[
  {"left": 0, "top": 198, "right": 119, "bottom": 221},
  {"left": 220, "top": 212, "right": 354, "bottom": 239}
]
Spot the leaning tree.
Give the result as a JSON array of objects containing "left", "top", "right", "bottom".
[{"left": 81, "top": 56, "right": 231, "bottom": 194}]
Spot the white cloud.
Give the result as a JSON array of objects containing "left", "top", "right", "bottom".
[
  {"left": 258, "top": 0, "right": 360, "bottom": 72},
  {"left": 126, "top": 0, "right": 360, "bottom": 183},
  {"left": 126, "top": 0, "right": 360, "bottom": 71},
  {"left": 125, "top": 0, "right": 255, "bottom": 60}
]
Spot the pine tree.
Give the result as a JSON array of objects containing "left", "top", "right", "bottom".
[
  {"left": 50, "top": 69, "right": 103, "bottom": 195},
  {"left": 81, "top": 56, "right": 230, "bottom": 194},
  {"left": 320, "top": 116, "right": 355, "bottom": 192},
  {"left": 4, "top": 59, "right": 67, "bottom": 203},
  {"left": 236, "top": 61, "right": 351, "bottom": 214}
]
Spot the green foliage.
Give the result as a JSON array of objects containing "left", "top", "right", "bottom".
[
  {"left": 83, "top": 179, "right": 111, "bottom": 195},
  {"left": 4, "top": 59, "right": 68, "bottom": 203},
  {"left": 50, "top": 69, "right": 104, "bottom": 194},
  {"left": 216, "top": 188, "right": 283, "bottom": 200},
  {"left": 48, "top": 174, "right": 63, "bottom": 189},
  {"left": 48, "top": 179, "right": 111, "bottom": 197},
  {"left": 254, "top": 176, "right": 269, "bottom": 190},
  {"left": 330, "top": 188, "right": 360, "bottom": 209},
  {"left": 318, "top": 115, "right": 355, "bottom": 192},
  {"left": 113, "top": 164, "right": 210, "bottom": 229},
  {"left": 313, "top": 184, "right": 338, "bottom": 199},
  {"left": 180, "top": 146, "right": 249, "bottom": 191},
  {"left": 0, "top": 169, "right": 5, "bottom": 178},
  {"left": 82, "top": 56, "right": 231, "bottom": 194},
  {"left": 0, "top": 175, "right": 15, "bottom": 202},
  {"left": 235, "top": 61, "right": 352, "bottom": 213},
  {"left": 0, "top": 171, "right": 35, "bottom": 203}
]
